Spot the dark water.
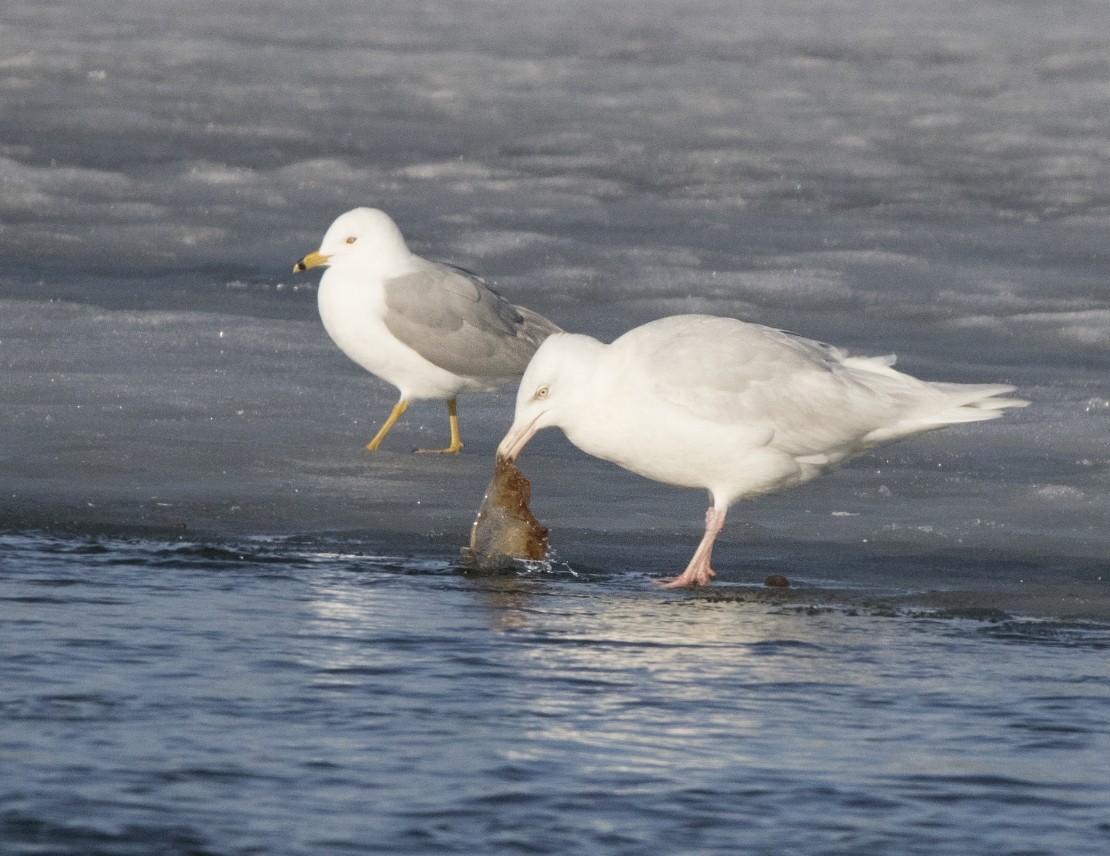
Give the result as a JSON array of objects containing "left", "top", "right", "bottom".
[{"left": 3, "top": 532, "right": 1108, "bottom": 856}]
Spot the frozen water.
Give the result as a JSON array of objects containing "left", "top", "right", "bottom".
[{"left": 2, "top": 0, "right": 1107, "bottom": 564}]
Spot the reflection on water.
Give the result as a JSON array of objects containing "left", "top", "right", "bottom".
[
  {"left": 2, "top": 533, "right": 1108, "bottom": 856},
  {"left": 461, "top": 574, "right": 552, "bottom": 633}
]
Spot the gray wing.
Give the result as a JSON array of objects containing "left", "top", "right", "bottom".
[{"left": 382, "top": 261, "right": 562, "bottom": 382}]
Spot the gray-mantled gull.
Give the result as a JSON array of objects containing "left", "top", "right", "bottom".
[
  {"left": 497, "top": 314, "right": 1027, "bottom": 587},
  {"left": 294, "top": 208, "right": 561, "bottom": 453}
]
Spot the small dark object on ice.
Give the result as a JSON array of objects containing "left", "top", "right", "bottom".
[
  {"left": 462, "top": 459, "right": 548, "bottom": 570},
  {"left": 764, "top": 574, "right": 790, "bottom": 588}
]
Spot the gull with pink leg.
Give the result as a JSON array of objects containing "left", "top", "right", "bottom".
[{"left": 497, "top": 314, "right": 1026, "bottom": 588}]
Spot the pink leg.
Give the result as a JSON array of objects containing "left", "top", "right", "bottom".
[{"left": 660, "top": 503, "right": 728, "bottom": 588}]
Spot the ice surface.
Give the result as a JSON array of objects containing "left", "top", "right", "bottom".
[{"left": 1, "top": 0, "right": 1108, "bottom": 600}]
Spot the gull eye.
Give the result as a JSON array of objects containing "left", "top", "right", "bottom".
[
  {"left": 345, "top": 235, "right": 357, "bottom": 244},
  {"left": 534, "top": 386, "right": 549, "bottom": 400}
]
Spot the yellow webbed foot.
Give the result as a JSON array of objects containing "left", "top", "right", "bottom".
[
  {"left": 414, "top": 399, "right": 463, "bottom": 455},
  {"left": 365, "top": 399, "right": 409, "bottom": 451}
]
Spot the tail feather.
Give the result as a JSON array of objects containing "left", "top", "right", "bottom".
[
  {"left": 928, "top": 382, "right": 1028, "bottom": 412},
  {"left": 860, "top": 382, "right": 1028, "bottom": 445}
]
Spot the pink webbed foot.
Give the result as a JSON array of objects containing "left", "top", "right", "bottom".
[
  {"left": 657, "top": 502, "right": 728, "bottom": 588},
  {"left": 658, "top": 561, "right": 717, "bottom": 588}
]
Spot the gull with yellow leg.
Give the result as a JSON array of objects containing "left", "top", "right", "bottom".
[{"left": 295, "top": 208, "right": 561, "bottom": 453}]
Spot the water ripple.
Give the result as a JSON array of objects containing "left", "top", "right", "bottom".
[{"left": 2, "top": 531, "right": 1108, "bottom": 856}]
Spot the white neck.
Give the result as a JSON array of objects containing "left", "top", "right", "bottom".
[{"left": 334, "top": 244, "right": 416, "bottom": 279}]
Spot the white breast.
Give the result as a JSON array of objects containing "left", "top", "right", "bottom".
[{"left": 317, "top": 272, "right": 467, "bottom": 400}]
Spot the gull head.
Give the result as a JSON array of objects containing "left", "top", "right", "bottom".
[
  {"left": 497, "top": 333, "right": 602, "bottom": 463},
  {"left": 293, "top": 207, "right": 411, "bottom": 273}
]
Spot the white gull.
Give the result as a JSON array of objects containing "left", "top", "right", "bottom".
[{"left": 497, "top": 314, "right": 1027, "bottom": 587}]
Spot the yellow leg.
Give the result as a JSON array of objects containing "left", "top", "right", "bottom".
[
  {"left": 415, "top": 399, "right": 464, "bottom": 454},
  {"left": 365, "top": 398, "right": 408, "bottom": 451}
]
